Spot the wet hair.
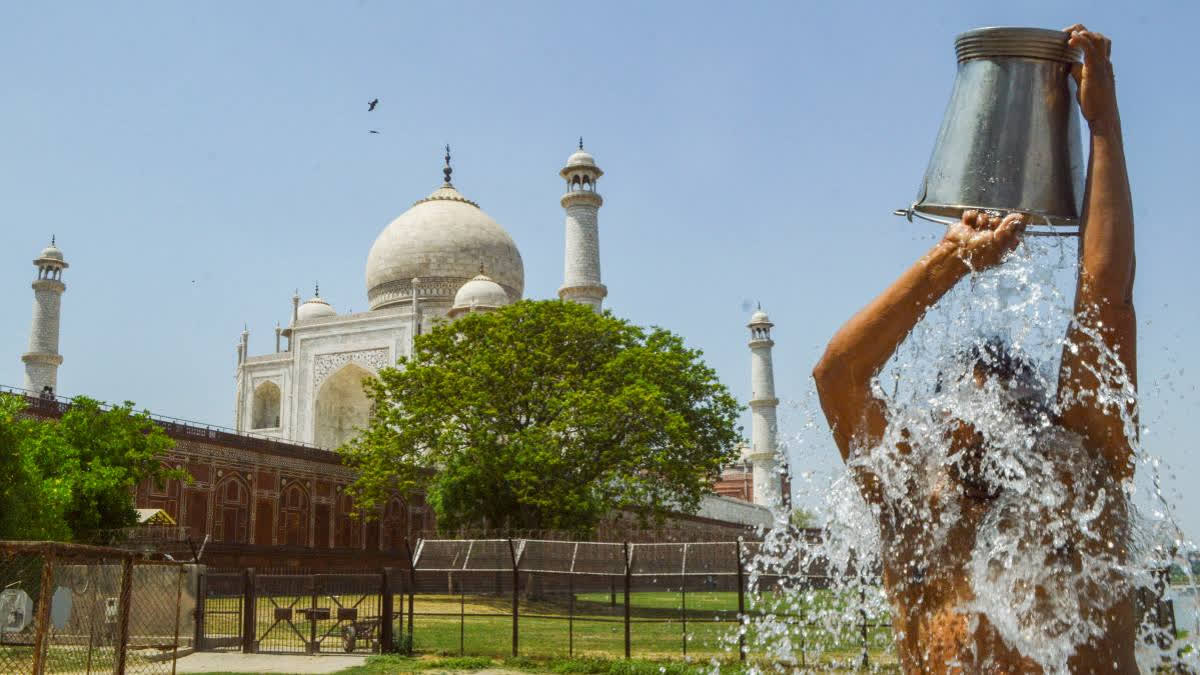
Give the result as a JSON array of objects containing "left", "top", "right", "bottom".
[{"left": 935, "top": 336, "right": 1049, "bottom": 420}]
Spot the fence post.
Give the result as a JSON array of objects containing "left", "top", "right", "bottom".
[
  {"left": 623, "top": 541, "right": 631, "bottom": 660},
  {"left": 405, "top": 538, "right": 415, "bottom": 651},
  {"left": 380, "top": 568, "right": 393, "bottom": 653},
  {"left": 735, "top": 538, "right": 745, "bottom": 663},
  {"left": 31, "top": 550, "right": 55, "bottom": 675},
  {"left": 859, "top": 585, "right": 869, "bottom": 669},
  {"left": 192, "top": 565, "right": 207, "bottom": 651},
  {"left": 115, "top": 557, "right": 134, "bottom": 675},
  {"left": 508, "top": 538, "right": 519, "bottom": 658},
  {"left": 681, "top": 570, "right": 687, "bottom": 657},
  {"left": 241, "top": 568, "right": 256, "bottom": 654},
  {"left": 308, "top": 574, "right": 319, "bottom": 654},
  {"left": 172, "top": 565, "right": 185, "bottom": 664},
  {"left": 568, "top": 573, "right": 575, "bottom": 657}
]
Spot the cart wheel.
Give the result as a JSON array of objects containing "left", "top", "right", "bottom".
[{"left": 342, "top": 625, "right": 356, "bottom": 653}]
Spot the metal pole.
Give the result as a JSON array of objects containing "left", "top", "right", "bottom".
[
  {"left": 681, "top": 573, "right": 687, "bottom": 657},
  {"left": 623, "top": 541, "right": 631, "bottom": 660},
  {"left": 568, "top": 573, "right": 574, "bottom": 658},
  {"left": 404, "top": 538, "right": 415, "bottom": 652},
  {"left": 172, "top": 565, "right": 184, "bottom": 675},
  {"left": 242, "top": 568, "right": 256, "bottom": 654},
  {"left": 508, "top": 538, "right": 519, "bottom": 658},
  {"left": 31, "top": 551, "right": 55, "bottom": 675},
  {"left": 381, "top": 568, "right": 393, "bottom": 653},
  {"left": 192, "top": 565, "right": 206, "bottom": 651},
  {"left": 308, "top": 575, "right": 319, "bottom": 654},
  {"left": 735, "top": 538, "right": 746, "bottom": 663},
  {"left": 860, "top": 585, "right": 869, "bottom": 669},
  {"left": 115, "top": 557, "right": 134, "bottom": 675}
]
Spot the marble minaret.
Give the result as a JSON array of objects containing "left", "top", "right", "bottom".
[
  {"left": 558, "top": 139, "right": 607, "bottom": 310},
  {"left": 747, "top": 307, "right": 782, "bottom": 507},
  {"left": 22, "top": 238, "right": 68, "bottom": 395}
]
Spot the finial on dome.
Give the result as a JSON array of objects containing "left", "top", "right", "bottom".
[
  {"left": 757, "top": 301, "right": 761, "bottom": 310},
  {"left": 443, "top": 144, "right": 453, "bottom": 184},
  {"left": 579, "top": 136, "right": 584, "bottom": 150},
  {"left": 479, "top": 261, "right": 486, "bottom": 275},
  {"left": 51, "top": 234, "right": 55, "bottom": 246},
  {"left": 315, "top": 282, "right": 320, "bottom": 297}
]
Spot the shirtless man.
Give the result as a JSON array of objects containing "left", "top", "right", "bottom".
[{"left": 813, "top": 26, "right": 1137, "bottom": 673}]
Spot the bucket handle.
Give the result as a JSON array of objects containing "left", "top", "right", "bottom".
[{"left": 893, "top": 206, "right": 1077, "bottom": 237}]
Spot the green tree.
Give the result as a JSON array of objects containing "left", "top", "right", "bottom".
[
  {"left": 340, "top": 300, "right": 742, "bottom": 535},
  {"left": 0, "top": 393, "right": 183, "bottom": 543}
]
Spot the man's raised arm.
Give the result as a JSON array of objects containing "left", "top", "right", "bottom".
[
  {"left": 1056, "top": 26, "right": 1138, "bottom": 479},
  {"left": 814, "top": 211, "right": 1026, "bottom": 472}
]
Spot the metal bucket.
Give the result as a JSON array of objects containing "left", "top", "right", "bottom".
[{"left": 899, "top": 27, "right": 1084, "bottom": 232}]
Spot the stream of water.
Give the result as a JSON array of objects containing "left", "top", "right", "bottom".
[{"left": 734, "top": 235, "right": 1198, "bottom": 673}]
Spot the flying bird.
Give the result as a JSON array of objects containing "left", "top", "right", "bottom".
[
  {"left": 368, "top": 129, "right": 381, "bottom": 134},
  {"left": 367, "top": 98, "right": 379, "bottom": 111}
]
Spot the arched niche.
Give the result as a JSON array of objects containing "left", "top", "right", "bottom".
[
  {"left": 314, "top": 363, "right": 373, "bottom": 450},
  {"left": 251, "top": 381, "right": 281, "bottom": 429},
  {"left": 281, "top": 481, "right": 310, "bottom": 547},
  {"left": 213, "top": 476, "right": 249, "bottom": 544}
]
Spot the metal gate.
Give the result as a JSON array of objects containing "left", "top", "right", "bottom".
[
  {"left": 198, "top": 570, "right": 243, "bottom": 651},
  {"left": 253, "top": 572, "right": 384, "bottom": 654}
]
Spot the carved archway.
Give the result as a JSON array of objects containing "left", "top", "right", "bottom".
[
  {"left": 280, "top": 481, "right": 310, "bottom": 547},
  {"left": 313, "top": 363, "right": 373, "bottom": 449},
  {"left": 213, "top": 476, "right": 249, "bottom": 544},
  {"left": 251, "top": 381, "right": 281, "bottom": 429}
]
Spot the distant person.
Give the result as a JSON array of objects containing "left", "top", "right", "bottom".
[{"left": 812, "top": 26, "right": 1137, "bottom": 672}]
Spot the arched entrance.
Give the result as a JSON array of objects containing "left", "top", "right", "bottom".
[
  {"left": 251, "top": 381, "right": 281, "bottom": 429},
  {"left": 313, "top": 363, "right": 373, "bottom": 449}
]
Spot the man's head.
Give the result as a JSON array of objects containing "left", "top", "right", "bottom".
[
  {"left": 936, "top": 337, "right": 1050, "bottom": 497},
  {"left": 937, "top": 336, "right": 1048, "bottom": 417}
]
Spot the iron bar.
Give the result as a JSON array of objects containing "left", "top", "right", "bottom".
[
  {"left": 735, "top": 538, "right": 745, "bottom": 662},
  {"left": 31, "top": 550, "right": 55, "bottom": 675},
  {"left": 623, "top": 542, "right": 631, "bottom": 659},
  {"left": 116, "top": 557, "right": 134, "bottom": 675}
]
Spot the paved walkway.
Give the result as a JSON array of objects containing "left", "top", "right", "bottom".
[{"left": 174, "top": 651, "right": 366, "bottom": 673}]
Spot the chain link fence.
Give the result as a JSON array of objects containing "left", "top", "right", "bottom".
[{"left": 0, "top": 541, "right": 193, "bottom": 674}]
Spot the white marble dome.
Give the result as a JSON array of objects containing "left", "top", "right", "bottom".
[
  {"left": 39, "top": 244, "right": 64, "bottom": 261},
  {"left": 449, "top": 272, "right": 510, "bottom": 317},
  {"left": 566, "top": 149, "right": 595, "bottom": 168},
  {"left": 297, "top": 295, "right": 336, "bottom": 321},
  {"left": 750, "top": 309, "right": 770, "bottom": 324},
  {"left": 365, "top": 183, "right": 524, "bottom": 311}
]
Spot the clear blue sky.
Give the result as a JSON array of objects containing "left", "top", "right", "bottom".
[{"left": 2, "top": 1, "right": 1196, "bottom": 535}]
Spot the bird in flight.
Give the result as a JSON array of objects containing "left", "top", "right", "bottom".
[
  {"left": 367, "top": 98, "right": 379, "bottom": 111},
  {"left": 368, "top": 130, "right": 381, "bottom": 134}
]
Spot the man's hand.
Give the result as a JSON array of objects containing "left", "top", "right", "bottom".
[
  {"left": 1065, "top": 25, "right": 1119, "bottom": 134},
  {"left": 942, "top": 210, "right": 1026, "bottom": 271}
]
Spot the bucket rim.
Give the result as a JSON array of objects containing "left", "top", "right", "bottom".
[{"left": 955, "top": 26, "right": 1081, "bottom": 64}]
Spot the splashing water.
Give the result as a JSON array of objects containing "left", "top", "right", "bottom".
[{"left": 728, "top": 236, "right": 1198, "bottom": 673}]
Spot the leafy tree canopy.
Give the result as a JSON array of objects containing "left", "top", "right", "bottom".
[
  {"left": 0, "top": 393, "right": 183, "bottom": 543},
  {"left": 341, "top": 300, "right": 743, "bottom": 535}
]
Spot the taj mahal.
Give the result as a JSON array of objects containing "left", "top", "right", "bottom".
[{"left": 14, "top": 141, "right": 786, "bottom": 564}]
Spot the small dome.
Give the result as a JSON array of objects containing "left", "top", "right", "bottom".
[
  {"left": 297, "top": 295, "right": 336, "bottom": 321},
  {"left": 449, "top": 272, "right": 510, "bottom": 317},
  {"left": 750, "top": 309, "right": 770, "bottom": 324},
  {"left": 39, "top": 244, "right": 64, "bottom": 261},
  {"left": 566, "top": 149, "right": 595, "bottom": 168}
]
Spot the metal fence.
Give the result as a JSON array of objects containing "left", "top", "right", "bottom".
[
  {"left": 0, "top": 541, "right": 193, "bottom": 675},
  {"left": 195, "top": 537, "right": 889, "bottom": 664}
]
